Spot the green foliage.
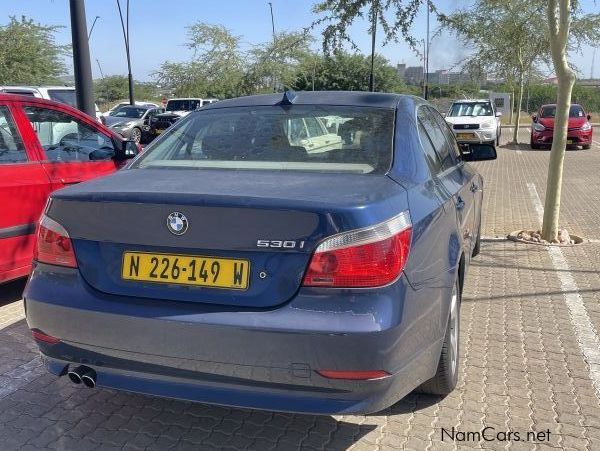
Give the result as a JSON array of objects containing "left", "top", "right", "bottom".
[
  {"left": 0, "top": 16, "right": 68, "bottom": 85},
  {"left": 154, "top": 23, "right": 246, "bottom": 98},
  {"left": 292, "top": 51, "right": 411, "bottom": 93},
  {"left": 524, "top": 84, "right": 600, "bottom": 114},
  {"left": 94, "top": 75, "right": 160, "bottom": 103},
  {"left": 311, "top": 0, "right": 424, "bottom": 53}
]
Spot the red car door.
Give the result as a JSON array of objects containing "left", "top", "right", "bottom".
[
  {"left": 0, "top": 100, "right": 52, "bottom": 283},
  {"left": 19, "top": 100, "right": 119, "bottom": 191}
]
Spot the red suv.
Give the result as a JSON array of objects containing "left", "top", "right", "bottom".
[
  {"left": 0, "top": 94, "right": 138, "bottom": 284},
  {"left": 530, "top": 104, "right": 593, "bottom": 149}
]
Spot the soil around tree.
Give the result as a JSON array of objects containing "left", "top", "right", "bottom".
[{"left": 508, "top": 229, "right": 584, "bottom": 246}]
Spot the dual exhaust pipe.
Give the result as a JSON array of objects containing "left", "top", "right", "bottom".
[{"left": 67, "top": 365, "right": 97, "bottom": 388}]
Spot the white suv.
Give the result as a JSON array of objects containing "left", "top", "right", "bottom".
[
  {"left": 0, "top": 85, "right": 102, "bottom": 121},
  {"left": 445, "top": 99, "right": 502, "bottom": 146}
]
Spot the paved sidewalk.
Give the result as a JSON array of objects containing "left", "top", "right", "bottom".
[{"left": 0, "top": 132, "right": 599, "bottom": 450}]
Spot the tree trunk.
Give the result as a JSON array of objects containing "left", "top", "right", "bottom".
[
  {"left": 512, "top": 70, "right": 525, "bottom": 143},
  {"left": 541, "top": 0, "right": 576, "bottom": 242}
]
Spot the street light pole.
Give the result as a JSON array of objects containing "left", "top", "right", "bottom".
[
  {"left": 69, "top": 0, "right": 95, "bottom": 118},
  {"left": 424, "top": 0, "right": 430, "bottom": 100},
  {"left": 368, "top": 0, "right": 378, "bottom": 92},
  {"left": 116, "top": 0, "right": 134, "bottom": 105},
  {"left": 268, "top": 2, "right": 277, "bottom": 91},
  {"left": 88, "top": 15, "right": 100, "bottom": 40}
]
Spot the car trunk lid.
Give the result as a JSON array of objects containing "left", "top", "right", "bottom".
[{"left": 47, "top": 168, "right": 408, "bottom": 308}]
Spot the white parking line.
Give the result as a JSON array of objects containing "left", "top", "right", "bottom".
[{"left": 527, "top": 182, "right": 600, "bottom": 398}]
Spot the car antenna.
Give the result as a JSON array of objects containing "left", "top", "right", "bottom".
[{"left": 278, "top": 89, "right": 297, "bottom": 106}]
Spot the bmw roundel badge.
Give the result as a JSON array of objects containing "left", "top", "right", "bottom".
[{"left": 167, "top": 212, "right": 188, "bottom": 235}]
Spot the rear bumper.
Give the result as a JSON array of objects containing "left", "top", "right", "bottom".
[{"left": 24, "top": 264, "right": 446, "bottom": 415}]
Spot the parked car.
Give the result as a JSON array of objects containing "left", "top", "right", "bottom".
[
  {"left": 530, "top": 104, "right": 593, "bottom": 150},
  {"left": 445, "top": 99, "right": 502, "bottom": 146},
  {"left": 0, "top": 94, "right": 139, "bottom": 284},
  {"left": 24, "top": 91, "right": 495, "bottom": 415},
  {"left": 109, "top": 107, "right": 165, "bottom": 143},
  {"left": 102, "top": 101, "right": 160, "bottom": 118},
  {"left": 149, "top": 98, "right": 218, "bottom": 137},
  {"left": 102, "top": 105, "right": 155, "bottom": 128},
  {"left": 0, "top": 86, "right": 103, "bottom": 121}
]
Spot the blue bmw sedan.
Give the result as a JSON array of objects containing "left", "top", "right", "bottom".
[{"left": 24, "top": 91, "right": 495, "bottom": 415}]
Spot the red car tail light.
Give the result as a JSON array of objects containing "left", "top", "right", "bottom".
[
  {"left": 34, "top": 215, "right": 77, "bottom": 268},
  {"left": 302, "top": 211, "right": 412, "bottom": 288}
]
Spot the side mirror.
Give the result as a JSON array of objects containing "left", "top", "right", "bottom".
[
  {"left": 114, "top": 140, "right": 139, "bottom": 160},
  {"left": 495, "top": 111, "right": 502, "bottom": 117},
  {"left": 462, "top": 143, "right": 497, "bottom": 162},
  {"left": 532, "top": 115, "right": 538, "bottom": 122},
  {"left": 587, "top": 114, "right": 592, "bottom": 121}
]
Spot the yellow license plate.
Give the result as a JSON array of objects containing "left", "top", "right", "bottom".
[
  {"left": 567, "top": 139, "right": 573, "bottom": 144},
  {"left": 155, "top": 129, "right": 164, "bottom": 134},
  {"left": 122, "top": 252, "right": 250, "bottom": 290},
  {"left": 456, "top": 133, "right": 475, "bottom": 140}
]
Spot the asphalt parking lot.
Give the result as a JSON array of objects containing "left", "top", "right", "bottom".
[{"left": 1, "top": 127, "right": 600, "bottom": 450}]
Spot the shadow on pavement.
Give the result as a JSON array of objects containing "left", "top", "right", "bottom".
[{"left": 0, "top": 277, "right": 26, "bottom": 307}]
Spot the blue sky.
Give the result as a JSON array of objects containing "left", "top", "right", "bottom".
[{"left": 0, "top": 0, "right": 597, "bottom": 82}]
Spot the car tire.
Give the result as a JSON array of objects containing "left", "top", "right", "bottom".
[
  {"left": 131, "top": 127, "right": 142, "bottom": 143},
  {"left": 418, "top": 277, "right": 461, "bottom": 395},
  {"left": 530, "top": 141, "right": 540, "bottom": 150},
  {"left": 496, "top": 129, "right": 501, "bottom": 146},
  {"left": 583, "top": 144, "right": 591, "bottom": 150}
]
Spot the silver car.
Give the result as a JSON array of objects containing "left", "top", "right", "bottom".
[{"left": 108, "top": 107, "right": 164, "bottom": 143}]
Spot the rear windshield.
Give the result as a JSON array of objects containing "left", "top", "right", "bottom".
[
  {"left": 133, "top": 105, "right": 394, "bottom": 174},
  {"left": 166, "top": 99, "right": 201, "bottom": 111},
  {"left": 112, "top": 106, "right": 147, "bottom": 118},
  {"left": 540, "top": 105, "right": 585, "bottom": 118},
  {"left": 448, "top": 102, "right": 493, "bottom": 117},
  {"left": 47, "top": 89, "right": 77, "bottom": 108}
]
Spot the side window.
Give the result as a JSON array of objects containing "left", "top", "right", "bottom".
[
  {"left": 0, "top": 106, "right": 27, "bottom": 163},
  {"left": 23, "top": 106, "right": 115, "bottom": 162},
  {"left": 430, "top": 108, "right": 462, "bottom": 161},
  {"left": 417, "top": 119, "right": 443, "bottom": 175},
  {"left": 305, "top": 117, "right": 325, "bottom": 138},
  {"left": 419, "top": 107, "right": 453, "bottom": 170}
]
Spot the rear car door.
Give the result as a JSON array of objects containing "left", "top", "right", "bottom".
[
  {"left": 0, "top": 102, "right": 52, "bottom": 283},
  {"left": 20, "top": 102, "right": 119, "bottom": 190},
  {"left": 420, "top": 106, "right": 476, "bottom": 256}
]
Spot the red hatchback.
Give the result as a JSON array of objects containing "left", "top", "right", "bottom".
[
  {"left": 530, "top": 104, "right": 593, "bottom": 149},
  {"left": 0, "top": 94, "right": 138, "bottom": 284}
]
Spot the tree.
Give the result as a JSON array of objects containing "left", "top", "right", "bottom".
[
  {"left": 312, "top": 0, "right": 424, "bottom": 52},
  {"left": 435, "top": 2, "right": 598, "bottom": 145},
  {"left": 154, "top": 23, "right": 246, "bottom": 98},
  {"left": 94, "top": 75, "right": 159, "bottom": 103},
  {"left": 0, "top": 16, "right": 68, "bottom": 85},
  {"left": 244, "top": 32, "right": 313, "bottom": 93},
  {"left": 440, "top": 2, "right": 549, "bottom": 144},
  {"left": 541, "top": 0, "right": 583, "bottom": 241},
  {"left": 292, "top": 51, "right": 409, "bottom": 93}
]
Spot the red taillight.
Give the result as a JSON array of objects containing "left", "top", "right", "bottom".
[
  {"left": 31, "top": 329, "right": 61, "bottom": 345},
  {"left": 302, "top": 211, "right": 412, "bottom": 288},
  {"left": 316, "top": 370, "right": 391, "bottom": 380},
  {"left": 34, "top": 215, "right": 77, "bottom": 268}
]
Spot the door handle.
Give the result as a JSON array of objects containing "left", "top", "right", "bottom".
[
  {"left": 470, "top": 182, "right": 480, "bottom": 193},
  {"left": 456, "top": 197, "right": 465, "bottom": 210}
]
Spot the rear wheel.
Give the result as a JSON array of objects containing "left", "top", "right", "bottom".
[
  {"left": 583, "top": 144, "right": 591, "bottom": 150},
  {"left": 419, "top": 277, "right": 460, "bottom": 395},
  {"left": 530, "top": 140, "right": 540, "bottom": 150}
]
